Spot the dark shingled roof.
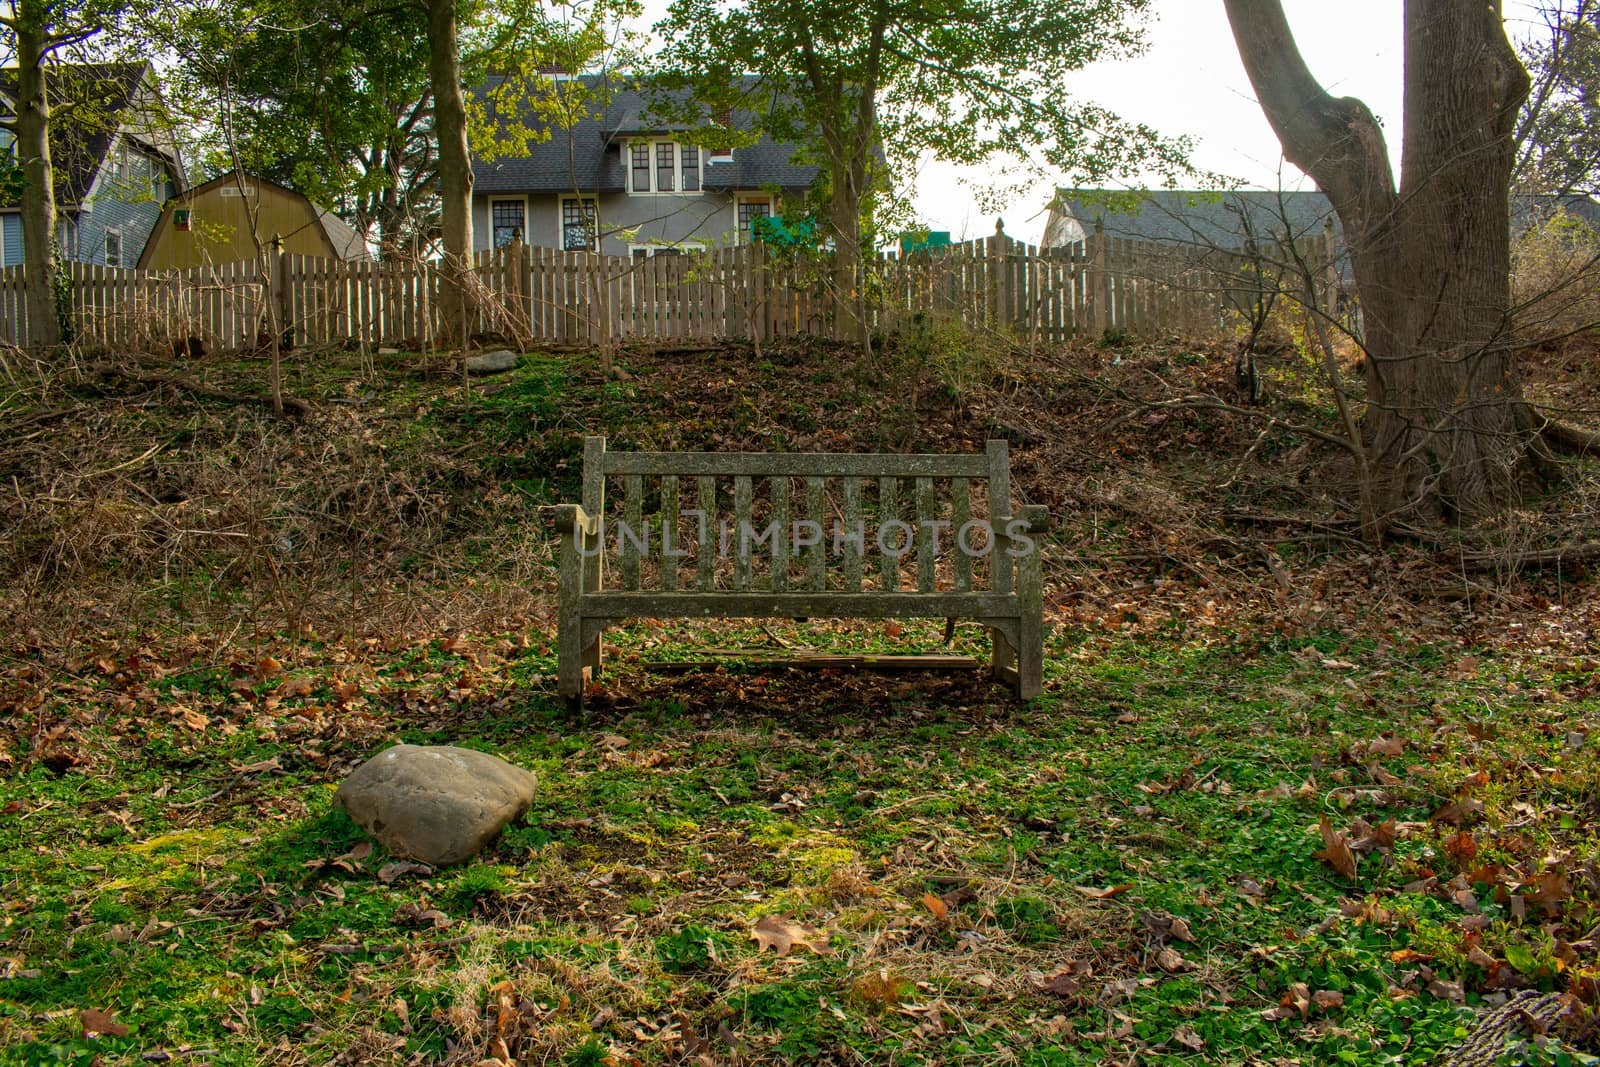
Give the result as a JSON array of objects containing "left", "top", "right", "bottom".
[
  {"left": 0, "top": 62, "right": 162, "bottom": 208},
  {"left": 1049, "top": 187, "right": 1600, "bottom": 249},
  {"left": 471, "top": 75, "right": 820, "bottom": 194},
  {"left": 1050, "top": 189, "right": 1340, "bottom": 248}
]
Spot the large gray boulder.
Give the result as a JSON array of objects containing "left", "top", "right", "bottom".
[
  {"left": 464, "top": 349, "right": 519, "bottom": 374},
  {"left": 335, "top": 744, "right": 537, "bottom": 866}
]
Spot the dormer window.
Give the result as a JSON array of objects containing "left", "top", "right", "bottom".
[{"left": 626, "top": 140, "right": 701, "bottom": 195}]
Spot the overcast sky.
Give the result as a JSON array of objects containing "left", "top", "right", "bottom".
[
  {"left": 636, "top": 1, "right": 1551, "bottom": 246},
  {"left": 910, "top": 1, "right": 1551, "bottom": 244}
]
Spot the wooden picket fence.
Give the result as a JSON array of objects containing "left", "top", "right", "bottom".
[{"left": 0, "top": 228, "right": 1340, "bottom": 351}]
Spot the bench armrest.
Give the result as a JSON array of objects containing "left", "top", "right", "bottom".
[
  {"left": 553, "top": 504, "right": 599, "bottom": 537},
  {"left": 1020, "top": 504, "right": 1049, "bottom": 535}
]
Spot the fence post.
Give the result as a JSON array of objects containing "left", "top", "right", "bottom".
[
  {"left": 1322, "top": 218, "right": 1340, "bottom": 314},
  {"left": 1087, "top": 219, "right": 1108, "bottom": 338},
  {"left": 988, "top": 218, "right": 1010, "bottom": 333}
]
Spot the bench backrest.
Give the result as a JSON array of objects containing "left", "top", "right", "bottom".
[{"left": 578, "top": 436, "right": 1021, "bottom": 595}]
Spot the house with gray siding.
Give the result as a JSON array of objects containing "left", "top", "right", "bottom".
[
  {"left": 1044, "top": 186, "right": 1600, "bottom": 265},
  {"left": 470, "top": 76, "right": 818, "bottom": 259},
  {"left": 0, "top": 63, "right": 184, "bottom": 270}
]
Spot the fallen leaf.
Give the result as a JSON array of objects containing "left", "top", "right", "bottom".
[
  {"left": 1173, "top": 1023, "right": 1205, "bottom": 1051},
  {"left": 278, "top": 676, "right": 314, "bottom": 699},
  {"left": 1314, "top": 816, "right": 1359, "bottom": 881},
  {"left": 921, "top": 893, "right": 949, "bottom": 921},
  {"left": 1312, "top": 990, "right": 1345, "bottom": 1012},
  {"left": 1154, "top": 946, "right": 1195, "bottom": 973},
  {"left": 750, "top": 915, "right": 826, "bottom": 956},
  {"left": 1521, "top": 870, "right": 1571, "bottom": 906},
  {"left": 336, "top": 842, "right": 373, "bottom": 863},
  {"left": 1261, "top": 983, "right": 1311, "bottom": 1021},
  {"left": 1035, "top": 966, "right": 1084, "bottom": 998},
  {"left": 1427, "top": 978, "right": 1465, "bottom": 1004},
  {"left": 377, "top": 861, "right": 432, "bottom": 884},
  {"left": 1366, "top": 735, "right": 1405, "bottom": 758},
  {"left": 80, "top": 1008, "right": 128, "bottom": 1038},
  {"left": 1431, "top": 798, "right": 1484, "bottom": 827},
  {"left": 1072, "top": 884, "right": 1132, "bottom": 900},
  {"left": 230, "top": 757, "right": 282, "bottom": 775}
]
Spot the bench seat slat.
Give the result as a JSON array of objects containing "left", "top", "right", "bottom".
[
  {"left": 622, "top": 474, "right": 643, "bottom": 590},
  {"left": 879, "top": 476, "right": 899, "bottom": 592},
  {"left": 842, "top": 478, "right": 863, "bottom": 592},
  {"left": 734, "top": 475, "right": 752, "bottom": 591},
  {"left": 805, "top": 477, "right": 826, "bottom": 591},
  {"left": 580, "top": 591, "right": 1019, "bottom": 620},
  {"left": 661, "top": 475, "right": 679, "bottom": 592},
  {"left": 771, "top": 476, "right": 789, "bottom": 592},
  {"left": 952, "top": 477, "right": 972, "bottom": 592},
  {"left": 915, "top": 476, "right": 936, "bottom": 593},
  {"left": 697, "top": 476, "right": 715, "bottom": 590},
  {"left": 603, "top": 451, "right": 989, "bottom": 478}
]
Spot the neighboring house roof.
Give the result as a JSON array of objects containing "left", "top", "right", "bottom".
[
  {"left": 139, "top": 171, "right": 367, "bottom": 266},
  {"left": 311, "top": 205, "right": 366, "bottom": 260},
  {"left": 0, "top": 62, "right": 180, "bottom": 209},
  {"left": 471, "top": 74, "right": 821, "bottom": 195},
  {"left": 1046, "top": 189, "right": 1340, "bottom": 250},
  {"left": 1047, "top": 187, "right": 1600, "bottom": 249}
]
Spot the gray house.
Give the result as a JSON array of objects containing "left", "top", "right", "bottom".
[
  {"left": 470, "top": 76, "right": 819, "bottom": 259},
  {"left": 0, "top": 63, "right": 185, "bottom": 269},
  {"left": 1044, "top": 187, "right": 1600, "bottom": 257}
]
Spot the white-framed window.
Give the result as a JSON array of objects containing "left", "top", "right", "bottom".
[
  {"left": 626, "top": 140, "right": 703, "bottom": 195},
  {"left": 736, "top": 195, "right": 773, "bottom": 242},
  {"left": 627, "top": 241, "right": 706, "bottom": 260},
  {"left": 490, "top": 197, "right": 526, "bottom": 248},
  {"left": 558, "top": 194, "right": 599, "bottom": 251},
  {"left": 104, "top": 227, "right": 122, "bottom": 268},
  {"left": 113, "top": 141, "right": 128, "bottom": 181}
]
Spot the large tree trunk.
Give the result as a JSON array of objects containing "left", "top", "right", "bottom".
[
  {"left": 426, "top": 0, "right": 475, "bottom": 347},
  {"left": 1225, "top": 0, "right": 1533, "bottom": 524},
  {"left": 14, "top": 23, "right": 62, "bottom": 349}
]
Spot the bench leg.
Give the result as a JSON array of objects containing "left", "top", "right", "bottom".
[
  {"left": 558, "top": 619, "right": 584, "bottom": 703},
  {"left": 1017, "top": 630, "right": 1043, "bottom": 700},
  {"left": 583, "top": 630, "right": 603, "bottom": 679},
  {"left": 989, "top": 626, "right": 1016, "bottom": 681}
]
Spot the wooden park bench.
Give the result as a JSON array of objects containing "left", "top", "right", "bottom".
[{"left": 554, "top": 436, "right": 1047, "bottom": 706}]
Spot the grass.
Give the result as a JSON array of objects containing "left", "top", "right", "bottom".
[
  {"left": 2, "top": 339, "right": 1598, "bottom": 1064},
  {"left": 2, "top": 618, "right": 1596, "bottom": 1065}
]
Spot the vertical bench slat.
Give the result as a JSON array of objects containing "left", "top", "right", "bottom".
[
  {"left": 952, "top": 476, "right": 972, "bottom": 593},
  {"left": 582, "top": 436, "right": 606, "bottom": 593},
  {"left": 987, "top": 439, "right": 1012, "bottom": 594},
  {"left": 805, "top": 477, "right": 826, "bottom": 591},
  {"left": 915, "top": 476, "right": 936, "bottom": 593},
  {"left": 734, "top": 475, "right": 752, "bottom": 591},
  {"left": 878, "top": 476, "right": 899, "bottom": 592},
  {"left": 697, "top": 475, "right": 716, "bottom": 591},
  {"left": 842, "top": 477, "right": 863, "bottom": 592},
  {"left": 622, "top": 474, "right": 643, "bottom": 591},
  {"left": 660, "top": 475, "right": 679, "bottom": 592},
  {"left": 771, "top": 476, "right": 789, "bottom": 592}
]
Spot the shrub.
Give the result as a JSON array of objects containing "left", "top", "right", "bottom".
[{"left": 1511, "top": 209, "right": 1600, "bottom": 341}]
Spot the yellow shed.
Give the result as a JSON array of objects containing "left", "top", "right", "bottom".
[{"left": 137, "top": 172, "right": 366, "bottom": 270}]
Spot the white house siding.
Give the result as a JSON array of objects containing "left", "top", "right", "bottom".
[{"left": 473, "top": 190, "right": 770, "bottom": 257}]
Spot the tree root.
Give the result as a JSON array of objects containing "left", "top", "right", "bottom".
[
  {"left": 1439, "top": 991, "right": 1576, "bottom": 1067},
  {"left": 86, "top": 362, "right": 311, "bottom": 418},
  {"left": 1538, "top": 415, "right": 1600, "bottom": 456}
]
